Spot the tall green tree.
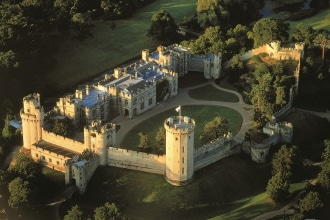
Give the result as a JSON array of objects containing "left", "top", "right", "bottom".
[
  {"left": 250, "top": 71, "right": 274, "bottom": 120},
  {"left": 2, "top": 114, "right": 13, "bottom": 139},
  {"left": 8, "top": 152, "right": 42, "bottom": 179},
  {"left": 64, "top": 205, "right": 84, "bottom": 220},
  {"left": 318, "top": 140, "right": 330, "bottom": 193},
  {"left": 154, "top": 126, "right": 166, "bottom": 155},
  {"left": 248, "top": 18, "right": 290, "bottom": 47},
  {"left": 52, "top": 118, "right": 71, "bottom": 137},
  {"left": 292, "top": 24, "right": 317, "bottom": 47},
  {"left": 200, "top": 116, "right": 230, "bottom": 145},
  {"left": 314, "top": 31, "right": 330, "bottom": 60},
  {"left": 138, "top": 132, "right": 151, "bottom": 153},
  {"left": 275, "top": 86, "right": 286, "bottom": 107},
  {"left": 294, "top": 191, "right": 323, "bottom": 220},
  {"left": 94, "top": 202, "right": 125, "bottom": 220},
  {"left": 147, "top": 10, "right": 179, "bottom": 45},
  {"left": 8, "top": 177, "right": 32, "bottom": 211},
  {"left": 182, "top": 26, "right": 225, "bottom": 54},
  {"left": 266, "top": 173, "right": 290, "bottom": 202},
  {"left": 271, "top": 145, "right": 302, "bottom": 181}
]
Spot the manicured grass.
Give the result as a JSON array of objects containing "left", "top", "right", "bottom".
[
  {"left": 77, "top": 154, "right": 274, "bottom": 220},
  {"left": 189, "top": 84, "right": 239, "bottom": 102},
  {"left": 210, "top": 192, "right": 278, "bottom": 220},
  {"left": 120, "top": 105, "right": 243, "bottom": 150},
  {"left": 42, "top": 167, "right": 65, "bottom": 187},
  {"left": 288, "top": 8, "right": 330, "bottom": 34},
  {"left": 288, "top": 181, "right": 307, "bottom": 194},
  {"left": 47, "top": 0, "right": 197, "bottom": 87}
]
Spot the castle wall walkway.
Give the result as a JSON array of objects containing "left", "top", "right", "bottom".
[{"left": 112, "top": 80, "right": 254, "bottom": 148}]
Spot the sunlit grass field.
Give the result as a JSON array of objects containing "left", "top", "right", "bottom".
[
  {"left": 289, "top": 8, "right": 330, "bottom": 34},
  {"left": 47, "top": 0, "right": 197, "bottom": 87},
  {"left": 120, "top": 105, "right": 242, "bottom": 149}
]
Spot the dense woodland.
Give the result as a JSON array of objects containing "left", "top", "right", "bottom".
[{"left": 0, "top": 0, "right": 330, "bottom": 219}]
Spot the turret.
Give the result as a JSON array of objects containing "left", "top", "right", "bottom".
[
  {"left": 20, "top": 93, "right": 44, "bottom": 151},
  {"left": 142, "top": 49, "right": 149, "bottom": 62},
  {"left": 164, "top": 115, "right": 195, "bottom": 186},
  {"left": 84, "top": 121, "right": 117, "bottom": 166},
  {"left": 270, "top": 41, "right": 281, "bottom": 54}
]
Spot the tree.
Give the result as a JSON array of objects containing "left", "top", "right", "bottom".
[
  {"left": 64, "top": 205, "right": 84, "bottom": 220},
  {"left": 314, "top": 31, "right": 330, "bottom": 60},
  {"left": 71, "top": 12, "right": 92, "bottom": 40},
  {"left": 8, "top": 152, "right": 42, "bottom": 179},
  {"left": 294, "top": 191, "right": 323, "bottom": 220},
  {"left": 267, "top": 145, "right": 303, "bottom": 202},
  {"left": 101, "top": 0, "right": 132, "bottom": 18},
  {"left": 248, "top": 18, "right": 290, "bottom": 47},
  {"left": 182, "top": 26, "right": 225, "bottom": 55},
  {"left": 271, "top": 145, "right": 302, "bottom": 181},
  {"left": 275, "top": 86, "right": 286, "bottom": 107},
  {"left": 8, "top": 177, "right": 32, "bottom": 210},
  {"left": 147, "top": 10, "right": 179, "bottom": 45},
  {"left": 292, "top": 24, "right": 317, "bottom": 47},
  {"left": 226, "top": 24, "right": 252, "bottom": 58},
  {"left": 0, "top": 50, "right": 19, "bottom": 69},
  {"left": 318, "top": 140, "right": 330, "bottom": 193},
  {"left": 200, "top": 116, "right": 230, "bottom": 145},
  {"left": 266, "top": 173, "right": 290, "bottom": 202},
  {"left": 2, "top": 114, "right": 13, "bottom": 139},
  {"left": 0, "top": 3, "right": 29, "bottom": 47},
  {"left": 154, "top": 126, "right": 166, "bottom": 155},
  {"left": 250, "top": 71, "right": 274, "bottom": 120},
  {"left": 94, "top": 202, "right": 125, "bottom": 220},
  {"left": 52, "top": 118, "right": 71, "bottom": 137},
  {"left": 138, "top": 132, "right": 151, "bottom": 153}
]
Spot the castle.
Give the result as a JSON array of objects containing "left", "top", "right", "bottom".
[{"left": 19, "top": 42, "right": 300, "bottom": 193}]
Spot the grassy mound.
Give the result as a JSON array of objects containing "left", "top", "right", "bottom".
[{"left": 74, "top": 154, "right": 274, "bottom": 220}]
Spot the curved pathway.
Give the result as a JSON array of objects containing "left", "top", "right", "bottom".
[{"left": 112, "top": 80, "right": 254, "bottom": 147}]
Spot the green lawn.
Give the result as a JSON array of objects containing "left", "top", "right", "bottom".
[
  {"left": 77, "top": 154, "right": 274, "bottom": 220},
  {"left": 42, "top": 167, "right": 65, "bottom": 187},
  {"left": 47, "top": 0, "right": 197, "bottom": 87},
  {"left": 288, "top": 8, "right": 330, "bottom": 34},
  {"left": 120, "top": 105, "right": 242, "bottom": 150},
  {"left": 189, "top": 84, "right": 239, "bottom": 102}
]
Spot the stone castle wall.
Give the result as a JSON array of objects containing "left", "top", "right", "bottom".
[
  {"left": 107, "top": 147, "right": 166, "bottom": 174},
  {"left": 42, "top": 129, "right": 86, "bottom": 154},
  {"left": 239, "top": 41, "right": 304, "bottom": 62},
  {"left": 194, "top": 136, "right": 242, "bottom": 171}
]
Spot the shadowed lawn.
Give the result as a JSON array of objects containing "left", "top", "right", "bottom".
[
  {"left": 42, "top": 167, "right": 65, "bottom": 187},
  {"left": 47, "top": 0, "right": 197, "bottom": 88},
  {"left": 76, "top": 154, "right": 275, "bottom": 220},
  {"left": 120, "top": 105, "right": 242, "bottom": 150},
  {"left": 189, "top": 84, "right": 239, "bottom": 102}
]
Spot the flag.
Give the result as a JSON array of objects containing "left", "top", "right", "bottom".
[{"left": 175, "top": 106, "right": 181, "bottom": 112}]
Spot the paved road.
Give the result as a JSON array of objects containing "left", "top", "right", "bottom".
[
  {"left": 46, "top": 185, "right": 78, "bottom": 220},
  {"left": 112, "top": 80, "right": 254, "bottom": 147}
]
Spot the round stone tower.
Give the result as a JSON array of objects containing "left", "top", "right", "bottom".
[
  {"left": 20, "top": 93, "right": 44, "bottom": 151},
  {"left": 164, "top": 116, "right": 195, "bottom": 186}
]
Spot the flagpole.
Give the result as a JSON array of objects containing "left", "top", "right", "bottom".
[{"left": 179, "top": 105, "right": 181, "bottom": 124}]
